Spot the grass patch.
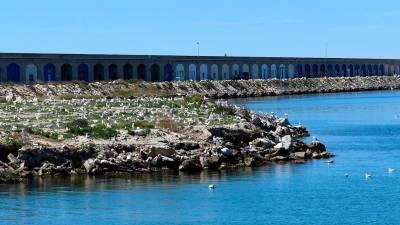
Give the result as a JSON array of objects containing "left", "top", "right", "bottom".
[
  {"left": 212, "top": 104, "right": 236, "bottom": 116},
  {"left": 131, "top": 120, "right": 154, "bottom": 135},
  {"left": 66, "top": 119, "right": 118, "bottom": 139},
  {"left": 25, "top": 127, "right": 59, "bottom": 140}
]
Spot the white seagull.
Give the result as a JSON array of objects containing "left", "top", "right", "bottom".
[
  {"left": 388, "top": 168, "right": 396, "bottom": 174},
  {"left": 365, "top": 173, "right": 372, "bottom": 179},
  {"left": 208, "top": 184, "right": 215, "bottom": 190}
]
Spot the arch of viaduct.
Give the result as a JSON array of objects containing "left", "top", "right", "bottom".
[{"left": 0, "top": 53, "right": 399, "bottom": 83}]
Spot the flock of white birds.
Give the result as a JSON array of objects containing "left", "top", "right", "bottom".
[{"left": 0, "top": 97, "right": 241, "bottom": 141}]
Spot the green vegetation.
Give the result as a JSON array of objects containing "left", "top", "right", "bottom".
[
  {"left": 66, "top": 119, "right": 118, "bottom": 139},
  {"left": 25, "top": 127, "right": 59, "bottom": 140},
  {"left": 5, "top": 134, "right": 25, "bottom": 150},
  {"left": 213, "top": 104, "right": 236, "bottom": 116}
]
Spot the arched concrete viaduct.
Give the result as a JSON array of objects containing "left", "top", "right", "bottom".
[{"left": 0, "top": 53, "right": 399, "bottom": 83}]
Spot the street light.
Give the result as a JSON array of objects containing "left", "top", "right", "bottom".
[{"left": 197, "top": 42, "right": 200, "bottom": 57}]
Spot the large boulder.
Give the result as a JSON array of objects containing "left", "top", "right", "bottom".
[
  {"left": 249, "top": 138, "right": 275, "bottom": 149},
  {"left": 179, "top": 159, "right": 203, "bottom": 171},
  {"left": 83, "top": 159, "right": 104, "bottom": 175},
  {"left": 151, "top": 154, "right": 176, "bottom": 168},
  {"left": 251, "top": 115, "right": 263, "bottom": 127},
  {"left": 83, "top": 159, "right": 96, "bottom": 173},
  {"left": 306, "top": 142, "right": 327, "bottom": 153},
  {"left": 209, "top": 124, "right": 261, "bottom": 145},
  {"left": 220, "top": 147, "right": 233, "bottom": 156},
  {"left": 18, "top": 146, "right": 69, "bottom": 169},
  {"left": 200, "top": 155, "right": 221, "bottom": 170},
  {"left": 146, "top": 144, "right": 176, "bottom": 158},
  {"left": 173, "top": 141, "right": 200, "bottom": 151},
  {"left": 294, "top": 152, "right": 306, "bottom": 159},
  {"left": 281, "top": 135, "right": 292, "bottom": 150},
  {"left": 276, "top": 117, "right": 291, "bottom": 126}
]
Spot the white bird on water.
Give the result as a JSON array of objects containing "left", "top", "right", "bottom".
[
  {"left": 365, "top": 173, "right": 372, "bottom": 179},
  {"left": 208, "top": 184, "right": 215, "bottom": 190},
  {"left": 388, "top": 168, "right": 396, "bottom": 174}
]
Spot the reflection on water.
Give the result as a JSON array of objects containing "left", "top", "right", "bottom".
[{"left": 1, "top": 163, "right": 302, "bottom": 195}]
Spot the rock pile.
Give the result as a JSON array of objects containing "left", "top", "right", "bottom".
[
  {"left": 0, "top": 76, "right": 399, "bottom": 101},
  {"left": 0, "top": 108, "right": 333, "bottom": 181}
]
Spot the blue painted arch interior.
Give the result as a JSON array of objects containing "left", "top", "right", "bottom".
[
  {"left": 78, "top": 64, "right": 89, "bottom": 81},
  {"left": 164, "top": 64, "right": 173, "bottom": 81},
  {"left": 44, "top": 64, "right": 56, "bottom": 82}
]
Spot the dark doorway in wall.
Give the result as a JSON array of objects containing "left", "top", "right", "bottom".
[
  {"left": 109, "top": 64, "right": 118, "bottom": 80},
  {"left": 296, "top": 64, "right": 303, "bottom": 77},
  {"left": 94, "top": 64, "right": 104, "bottom": 81},
  {"left": 137, "top": 64, "right": 146, "bottom": 80},
  {"left": 61, "top": 64, "right": 72, "bottom": 81},
  {"left": 164, "top": 64, "right": 173, "bottom": 81},
  {"left": 44, "top": 64, "right": 56, "bottom": 82},
  {"left": 7, "top": 63, "right": 20, "bottom": 82},
  {"left": 151, "top": 64, "right": 160, "bottom": 82},
  {"left": 124, "top": 64, "right": 133, "bottom": 80},
  {"left": 78, "top": 64, "right": 89, "bottom": 81}
]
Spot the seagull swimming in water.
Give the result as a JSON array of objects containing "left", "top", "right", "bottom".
[
  {"left": 388, "top": 168, "right": 396, "bottom": 174},
  {"left": 208, "top": 184, "right": 215, "bottom": 190},
  {"left": 365, "top": 173, "right": 372, "bottom": 179}
]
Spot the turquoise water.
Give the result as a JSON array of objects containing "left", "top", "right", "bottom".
[{"left": 1, "top": 91, "right": 400, "bottom": 225}]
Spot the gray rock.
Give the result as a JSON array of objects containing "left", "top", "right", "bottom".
[
  {"left": 306, "top": 142, "right": 327, "bottom": 153},
  {"left": 274, "top": 143, "right": 283, "bottom": 149},
  {"left": 220, "top": 147, "right": 233, "bottom": 156},
  {"left": 251, "top": 115, "right": 262, "bottom": 127},
  {"left": 277, "top": 118, "right": 291, "bottom": 126},
  {"left": 276, "top": 126, "right": 290, "bottom": 136},
  {"left": 200, "top": 155, "right": 221, "bottom": 170},
  {"left": 179, "top": 159, "right": 203, "bottom": 171},
  {"left": 151, "top": 155, "right": 163, "bottom": 167},
  {"left": 281, "top": 135, "right": 292, "bottom": 150},
  {"left": 7, "top": 154, "right": 18, "bottom": 164},
  {"left": 250, "top": 138, "right": 275, "bottom": 149},
  {"left": 147, "top": 145, "right": 176, "bottom": 158},
  {"left": 294, "top": 152, "right": 306, "bottom": 159},
  {"left": 151, "top": 154, "right": 175, "bottom": 167},
  {"left": 83, "top": 159, "right": 96, "bottom": 173},
  {"left": 208, "top": 125, "right": 261, "bottom": 145},
  {"left": 271, "top": 156, "right": 288, "bottom": 161},
  {"left": 133, "top": 129, "right": 146, "bottom": 136}
]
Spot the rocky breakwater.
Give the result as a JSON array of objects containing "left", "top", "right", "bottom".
[
  {"left": 0, "top": 76, "right": 400, "bottom": 101},
  {"left": 0, "top": 96, "right": 332, "bottom": 183}
]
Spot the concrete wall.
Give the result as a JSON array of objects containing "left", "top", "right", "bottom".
[{"left": 0, "top": 53, "right": 399, "bottom": 83}]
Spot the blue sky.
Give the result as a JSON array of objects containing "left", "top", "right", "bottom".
[{"left": 0, "top": 0, "right": 399, "bottom": 58}]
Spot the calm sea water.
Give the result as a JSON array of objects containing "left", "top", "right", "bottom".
[{"left": 1, "top": 91, "right": 400, "bottom": 225}]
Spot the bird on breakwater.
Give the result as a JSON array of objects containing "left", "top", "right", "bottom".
[
  {"left": 365, "top": 173, "right": 372, "bottom": 179},
  {"left": 388, "top": 168, "right": 396, "bottom": 174},
  {"left": 208, "top": 184, "right": 215, "bottom": 190},
  {"left": 312, "top": 136, "right": 320, "bottom": 144}
]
